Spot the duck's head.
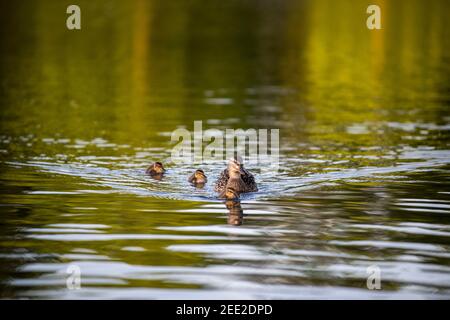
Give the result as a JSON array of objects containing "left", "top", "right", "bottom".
[
  {"left": 227, "top": 157, "right": 244, "bottom": 178},
  {"left": 152, "top": 161, "right": 165, "bottom": 174},
  {"left": 193, "top": 169, "right": 207, "bottom": 184}
]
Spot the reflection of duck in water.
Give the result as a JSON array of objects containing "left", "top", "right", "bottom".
[
  {"left": 146, "top": 162, "right": 166, "bottom": 180},
  {"left": 188, "top": 169, "right": 207, "bottom": 187},
  {"left": 225, "top": 199, "right": 244, "bottom": 226},
  {"left": 215, "top": 156, "right": 257, "bottom": 199}
]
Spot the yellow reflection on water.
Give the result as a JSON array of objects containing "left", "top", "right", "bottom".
[{"left": 0, "top": 0, "right": 449, "bottom": 150}]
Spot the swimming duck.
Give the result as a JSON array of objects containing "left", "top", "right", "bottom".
[
  {"left": 188, "top": 169, "right": 207, "bottom": 186},
  {"left": 215, "top": 156, "right": 258, "bottom": 195},
  {"left": 146, "top": 162, "right": 166, "bottom": 177}
]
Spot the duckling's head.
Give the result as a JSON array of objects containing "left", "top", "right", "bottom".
[
  {"left": 194, "top": 169, "right": 207, "bottom": 184},
  {"left": 152, "top": 161, "right": 165, "bottom": 174}
]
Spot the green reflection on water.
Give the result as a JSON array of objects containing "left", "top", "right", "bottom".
[{"left": 1, "top": 0, "right": 448, "bottom": 150}]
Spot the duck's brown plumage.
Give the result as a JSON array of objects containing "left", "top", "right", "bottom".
[{"left": 214, "top": 158, "right": 257, "bottom": 194}]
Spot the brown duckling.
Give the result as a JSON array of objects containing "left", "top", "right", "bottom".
[
  {"left": 188, "top": 169, "right": 207, "bottom": 186},
  {"left": 146, "top": 162, "right": 166, "bottom": 177}
]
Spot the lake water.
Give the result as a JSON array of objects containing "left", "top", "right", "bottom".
[{"left": 1, "top": 0, "right": 450, "bottom": 299}]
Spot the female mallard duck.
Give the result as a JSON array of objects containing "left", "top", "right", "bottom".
[
  {"left": 188, "top": 169, "right": 207, "bottom": 186},
  {"left": 215, "top": 156, "right": 258, "bottom": 197},
  {"left": 146, "top": 162, "right": 166, "bottom": 177}
]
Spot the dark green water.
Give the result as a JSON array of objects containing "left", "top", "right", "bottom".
[{"left": 1, "top": 0, "right": 450, "bottom": 299}]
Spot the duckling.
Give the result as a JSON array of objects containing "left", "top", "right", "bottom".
[
  {"left": 188, "top": 169, "right": 207, "bottom": 186},
  {"left": 214, "top": 156, "right": 258, "bottom": 194},
  {"left": 146, "top": 162, "right": 166, "bottom": 177}
]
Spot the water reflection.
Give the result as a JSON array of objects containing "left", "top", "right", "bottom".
[
  {"left": 225, "top": 200, "right": 244, "bottom": 226},
  {"left": 149, "top": 174, "right": 164, "bottom": 181}
]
